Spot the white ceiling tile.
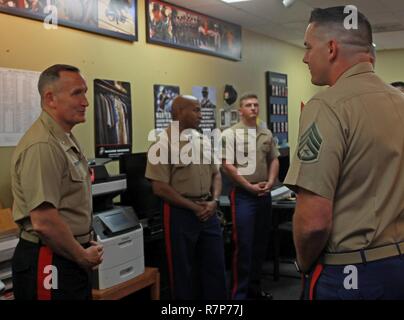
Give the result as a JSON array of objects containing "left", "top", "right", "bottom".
[
  {"left": 378, "top": 0, "right": 404, "bottom": 12},
  {"left": 366, "top": 11, "right": 402, "bottom": 26}
]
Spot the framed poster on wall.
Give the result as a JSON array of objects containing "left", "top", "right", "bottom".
[
  {"left": 94, "top": 79, "right": 132, "bottom": 158},
  {"left": 0, "top": 0, "right": 138, "bottom": 42},
  {"left": 266, "top": 71, "right": 289, "bottom": 150},
  {"left": 192, "top": 86, "right": 217, "bottom": 133},
  {"left": 154, "top": 84, "right": 180, "bottom": 132},
  {"left": 146, "top": 0, "right": 242, "bottom": 61}
]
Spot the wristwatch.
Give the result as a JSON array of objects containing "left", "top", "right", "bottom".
[
  {"left": 214, "top": 198, "right": 220, "bottom": 207},
  {"left": 294, "top": 260, "right": 302, "bottom": 273}
]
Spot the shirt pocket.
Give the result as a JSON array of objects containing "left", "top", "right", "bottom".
[{"left": 69, "top": 163, "right": 87, "bottom": 182}]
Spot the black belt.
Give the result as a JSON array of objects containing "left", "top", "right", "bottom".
[{"left": 184, "top": 194, "right": 211, "bottom": 201}]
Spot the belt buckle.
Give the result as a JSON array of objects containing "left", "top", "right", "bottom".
[{"left": 201, "top": 194, "right": 210, "bottom": 201}]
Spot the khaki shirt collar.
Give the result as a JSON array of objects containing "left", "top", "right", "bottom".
[
  {"left": 166, "top": 125, "right": 201, "bottom": 139},
  {"left": 336, "top": 62, "right": 374, "bottom": 84},
  {"left": 233, "top": 121, "right": 267, "bottom": 136},
  {"left": 39, "top": 111, "right": 79, "bottom": 152}
]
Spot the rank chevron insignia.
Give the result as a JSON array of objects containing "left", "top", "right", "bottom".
[{"left": 298, "top": 123, "right": 323, "bottom": 162}]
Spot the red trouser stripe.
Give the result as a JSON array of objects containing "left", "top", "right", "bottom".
[
  {"left": 309, "top": 264, "right": 324, "bottom": 300},
  {"left": 37, "top": 246, "right": 53, "bottom": 300},
  {"left": 163, "top": 202, "right": 175, "bottom": 299},
  {"left": 230, "top": 189, "right": 239, "bottom": 299}
]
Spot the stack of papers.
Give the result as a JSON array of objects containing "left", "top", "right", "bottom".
[{"left": 271, "top": 186, "right": 293, "bottom": 201}]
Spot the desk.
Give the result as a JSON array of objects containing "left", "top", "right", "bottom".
[
  {"left": 92, "top": 267, "right": 160, "bottom": 300},
  {"left": 272, "top": 200, "right": 295, "bottom": 281}
]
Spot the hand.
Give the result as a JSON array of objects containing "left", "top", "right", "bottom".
[
  {"left": 247, "top": 182, "right": 269, "bottom": 196},
  {"left": 195, "top": 201, "right": 217, "bottom": 222},
  {"left": 78, "top": 241, "right": 104, "bottom": 270},
  {"left": 193, "top": 204, "right": 209, "bottom": 222},
  {"left": 257, "top": 181, "right": 273, "bottom": 197}
]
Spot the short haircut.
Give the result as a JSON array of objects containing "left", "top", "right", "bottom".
[
  {"left": 391, "top": 81, "right": 404, "bottom": 88},
  {"left": 38, "top": 64, "right": 80, "bottom": 97},
  {"left": 309, "top": 6, "right": 373, "bottom": 50},
  {"left": 239, "top": 93, "right": 258, "bottom": 107},
  {"left": 171, "top": 95, "right": 199, "bottom": 120}
]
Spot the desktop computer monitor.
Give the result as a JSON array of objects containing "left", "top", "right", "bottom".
[{"left": 119, "top": 153, "right": 162, "bottom": 221}]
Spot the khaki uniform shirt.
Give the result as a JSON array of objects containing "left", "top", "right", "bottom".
[
  {"left": 11, "top": 111, "right": 92, "bottom": 236},
  {"left": 145, "top": 126, "right": 218, "bottom": 198},
  {"left": 221, "top": 121, "right": 279, "bottom": 183},
  {"left": 285, "top": 62, "right": 404, "bottom": 253}
]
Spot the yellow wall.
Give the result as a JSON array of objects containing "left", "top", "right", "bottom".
[
  {"left": 375, "top": 50, "right": 404, "bottom": 84},
  {"left": 0, "top": 0, "right": 318, "bottom": 208}
]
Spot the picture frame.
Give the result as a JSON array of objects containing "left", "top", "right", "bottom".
[
  {"left": 153, "top": 84, "right": 180, "bottom": 131},
  {"left": 266, "top": 71, "right": 289, "bottom": 149},
  {"left": 94, "top": 79, "right": 132, "bottom": 159},
  {"left": 146, "top": 0, "right": 242, "bottom": 61},
  {"left": 230, "top": 109, "right": 239, "bottom": 125},
  {"left": 0, "top": 0, "right": 138, "bottom": 42}
]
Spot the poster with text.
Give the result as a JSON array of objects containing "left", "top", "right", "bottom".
[
  {"left": 192, "top": 86, "right": 217, "bottom": 134},
  {"left": 0, "top": 67, "right": 40, "bottom": 146},
  {"left": 94, "top": 79, "right": 132, "bottom": 158},
  {"left": 154, "top": 84, "right": 179, "bottom": 131}
]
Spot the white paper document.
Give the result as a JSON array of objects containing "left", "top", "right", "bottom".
[{"left": 0, "top": 67, "right": 41, "bottom": 146}]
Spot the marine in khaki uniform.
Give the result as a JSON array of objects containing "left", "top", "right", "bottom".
[
  {"left": 145, "top": 95, "right": 227, "bottom": 300},
  {"left": 11, "top": 65, "right": 103, "bottom": 300},
  {"left": 221, "top": 93, "right": 279, "bottom": 300},
  {"left": 284, "top": 7, "right": 404, "bottom": 300}
]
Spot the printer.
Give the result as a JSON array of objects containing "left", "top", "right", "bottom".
[{"left": 90, "top": 159, "right": 145, "bottom": 290}]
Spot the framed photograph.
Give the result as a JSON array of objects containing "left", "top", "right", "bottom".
[
  {"left": 146, "top": 0, "right": 241, "bottom": 61},
  {"left": 230, "top": 110, "right": 239, "bottom": 125},
  {"left": 0, "top": 0, "right": 138, "bottom": 42},
  {"left": 220, "top": 109, "right": 232, "bottom": 129}
]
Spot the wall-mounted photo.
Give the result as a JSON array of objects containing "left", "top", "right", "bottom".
[
  {"left": 94, "top": 79, "right": 132, "bottom": 158},
  {"left": 146, "top": 0, "right": 241, "bottom": 61},
  {"left": 230, "top": 109, "right": 239, "bottom": 125},
  {"left": 154, "top": 84, "right": 180, "bottom": 131},
  {"left": 192, "top": 86, "right": 217, "bottom": 133},
  {"left": 0, "top": 0, "right": 137, "bottom": 42}
]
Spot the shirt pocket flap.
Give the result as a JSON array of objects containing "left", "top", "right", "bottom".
[{"left": 69, "top": 164, "right": 86, "bottom": 182}]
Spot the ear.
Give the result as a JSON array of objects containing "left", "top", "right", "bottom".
[
  {"left": 43, "top": 89, "right": 56, "bottom": 109},
  {"left": 328, "top": 40, "right": 338, "bottom": 62}
]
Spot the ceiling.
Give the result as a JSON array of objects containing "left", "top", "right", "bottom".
[{"left": 167, "top": 0, "right": 404, "bottom": 50}]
